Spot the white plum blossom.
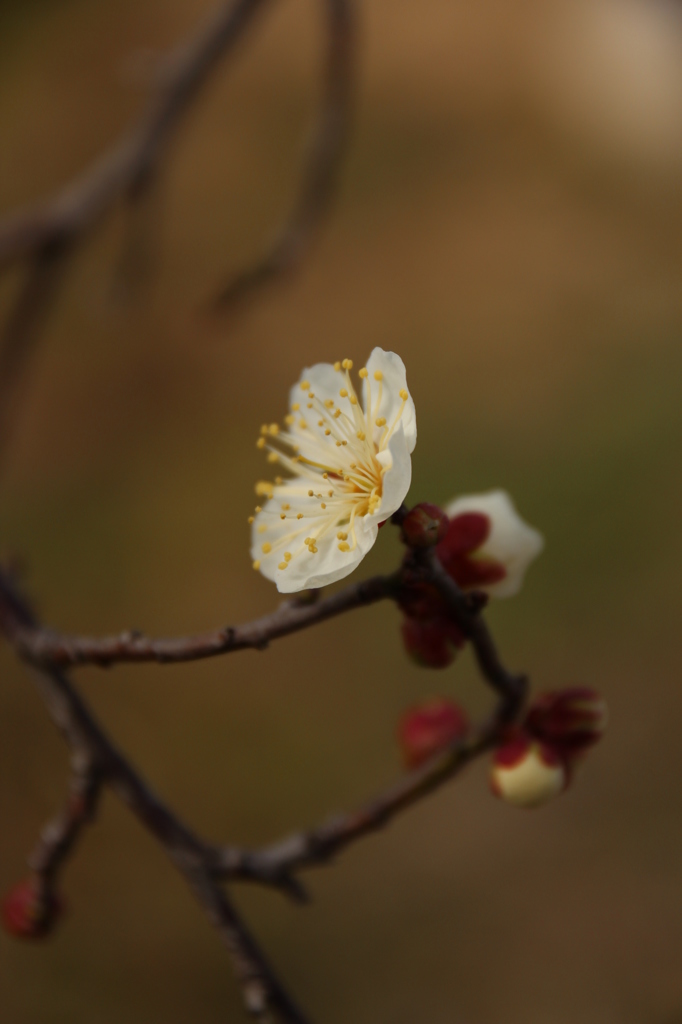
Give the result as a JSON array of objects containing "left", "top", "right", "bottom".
[
  {"left": 443, "top": 490, "right": 544, "bottom": 598},
  {"left": 250, "top": 349, "right": 416, "bottom": 593}
]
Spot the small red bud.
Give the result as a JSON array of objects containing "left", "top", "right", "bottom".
[
  {"left": 525, "top": 687, "right": 607, "bottom": 760},
  {"left": 490, "top": 732, "right": 568, "bottom": 808},
  {"left": 401, "top": 503, "right": 449, "bottom": 548},
  {"left": 398, "top": 697, "right": 470, "bottom": 769},
  {"left": 400, "top": 617, "right": 464, "bottom": 669},
  {"left": 1, "top": 877, "right": 63, "bottom": 940}
]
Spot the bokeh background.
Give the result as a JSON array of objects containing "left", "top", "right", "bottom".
[{"left": 2, "top": 0, "right": 682, "bottom": 1021}]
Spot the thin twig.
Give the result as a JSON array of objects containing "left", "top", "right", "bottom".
[
  {"left": 211, "top": 0, "right": 355, "bottom": 310},
  {"left": 28, "top": 753, "right": 102, "bottom": 887}
]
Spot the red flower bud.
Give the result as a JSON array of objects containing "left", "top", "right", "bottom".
[
  {"left": 525, "top": 687, "right": 608, "bottom": 759},
  {"left": 401, "top": 616, "right": 465, "bottom": 669},
  {"left": 401, "top": 503, "right": 449, "bottom": 548},
  {"left": 398, "top": 697, "right": 470, "bottom": 769},
  {"left": 436, "top": 512, "right": 507, "bottom": 590},
  {"left": 1, "top": 877, "right": 63, "bottom": 940},
  {"left": 490, "top": 731, "right": 568, "bottom": 808}
]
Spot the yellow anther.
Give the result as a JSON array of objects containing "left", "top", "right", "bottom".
[
  {"left": 304, "top": 537, "right": 312, "bottom": 544},
  {"left": 308, "top": 489, "right": 314, "bottom": 496},
  {"left": 292, "top": 402, "right": 300, "bottom": 411},
  {"left": 310, "top": 545, "right": 318, "bottom": 553},
  {"left": 350, "top": 463, "right": 357, "bottom": 469},
  {"left": 333, "top": 409, "right": 342, "bottom": 419},
  {"left": 256, "top": 481, "right": 274, "bottom": 496},
  {"left": 375, "top": 417, "right": 386, "bottom": 427},
  {"left": 322, "top": 472, "right": 329, "bottom": 479},
  {"left": 282, "top": 503, "right": 290, "bottom": 510},
  {"left": 297, "top": 513, "right": 304, "bottom": 520},
  {"left": 269, "top": 423, "right": 279, "bottom": 435},
  {"left": 260, "top": 424, "right": 269, "bottom": 435},
  {"left": 280, "top": 513, "right": 286, "bottom": 520},
  {"left": 328, "top": 490, "right": 333, "bottom": 497},
  {"left": 255, "top": 506, "right": 262, "bottom": 513},
  {"left": 284, "top": 552, "right": 292, "bottom": 561},
  {"left": 309, "top": 393, "right": 315, "bottom": 399},
  {"left": 341, "top": 440, "right": 348, "bottom": 446},
  {"left": 337, "top": 531, "right": 348, "bottom": 540},
  {"left": 342, "top": 359, "right": 352, "bottom": 369},
  {"left": 278, "top": 562, "right": 288, "bottom": 570},
  {"left": 262, "top": 543, "right": 272, "bottom": 553},
  {"left": 359, "top": 367, "right": 368, "bottom": 378},
  {"left": 301, "top": 381, "right": 310, "bottom": 390},
  {"left": 275, "top": 476, "right": 283, "bottom": 485},
  {"left": 258, "top": 524, "right": 267, "bottom": 534},
  {"left": 374, "top": 370, "right": 383, "bottom": 381},
  {"left": 321, "top": 502, "right": 326, "bottom": 509},
  {"left": 267, "top": 452, "right": 279, "bottom": 463},
  {"left": 325, "top": 429, "right": 331, "bottom": 436},
  {"left": 357, "top": 430, "right": 365, "bottom": 441},
  {"left": 248, "top": 516, "right": 255, "bottom": 524},
  {"left": 317, "top": 419, "right": 324, "bottom": 427},
  {"left": 252, "top": 560, "right": 261, "bottom": 570},
  {"left": 338, "top": 542, "right": 350, "bottom": 552},
  {"left": 339, "top": 388, "right": 348, "bottom": 398},
  {"left": 334, "top": 361, "right": 341, "bottom": 371},
  {"left": 284, "top": 414, "right": 295, "bottom": 426},
  {"left": 399, "top": 389, "right": 408, "bottom": 401},
  {"left": 299, "top": 420, "right": 307, "bottom": 429},
  {"left": 307, "top": 403, "right": 313, "bottom": 409},
  {"left": 256, "top": 437, "right": 266, "bottom": 449},
  {"left": 349, "top": 395, "right": 358, "bottom": 405},
  {"left": 325, "top": 399, "right": 335, "bottom": 408},
  {"left": 336, "top": 440, "right": 342, "bottom": 447}
]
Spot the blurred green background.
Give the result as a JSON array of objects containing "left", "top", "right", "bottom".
[{"left": 2, "top": 0, "right": 682, "bottom": 1021}]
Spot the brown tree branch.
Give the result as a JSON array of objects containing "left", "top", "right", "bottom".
[
  {"left": 0, "top": 571, "right": 396, "bottom": 669},
  {"left": 0, "top": 0, "right": 356, "bottom": 467},
  {"left": 0, "top": 572, "right": 310, "bottom": 1020}
]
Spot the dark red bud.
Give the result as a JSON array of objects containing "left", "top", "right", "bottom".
[
  {"left": 525, "top": 687, "right": 608, "bottom": 759},
  {"left": 1, "top": 877, "right": 63, "bottom": 940},
  {"left": 401, "top": 503, "right": 449, "bottom": 548},
  {"left": 401, "top": 616, "right": 465, "bottom": 669},
  {"left": 436, "top": 512, "right": 507, "bottom": 590},
  {"left": 398, "top": 697, "right": 470, "bottom": 769}
]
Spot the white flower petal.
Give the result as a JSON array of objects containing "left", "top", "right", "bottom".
[
  {"left": 373, "top": 424, "right": 412, "bottom": 523},
  {"left": 364, "top": 348, "right": 417, "bottom": 454},
  {"left": 444, "top": 490, "right": 544, "bottom": 598}
]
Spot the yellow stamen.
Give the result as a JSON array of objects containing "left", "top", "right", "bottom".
[
  {"left": 338, "top": 542, "right": 350, "bottom": 552},
  {"left": 301, "top": 381, "right": 310, "bottom": 390},
  {"left": 339, "top": 388, "right": 348, "bottom": 398},
  {"left": 375, "top": 417, "right": 386, "bottom": 427},
  {"left": 359, "top": 368, "right": 368, "bottom": 378},
  {"left": 278, "top": 562, "right": 288, "bottom": 570},
  {"left": 342, "top": 358, "right": 353, "bottom": 370},
  {"left": 399, "top": 389, "right": 408, "bottom": 401},
  {"left": 262, "top": 543, "right": 272, "bottom": 553},
  {"left": 374, "top": 370, "right": 383, "bottom": 381},
  {"left": 256, "top": 437, "right": 266, "bottom": 449},
  {"left": 253, "top": 560, "right": 261, "bottom": 570}
]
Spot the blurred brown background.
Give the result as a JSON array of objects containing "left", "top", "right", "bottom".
[{"left": 2, "top": 0, "right": 682, "bottom": 1021}]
